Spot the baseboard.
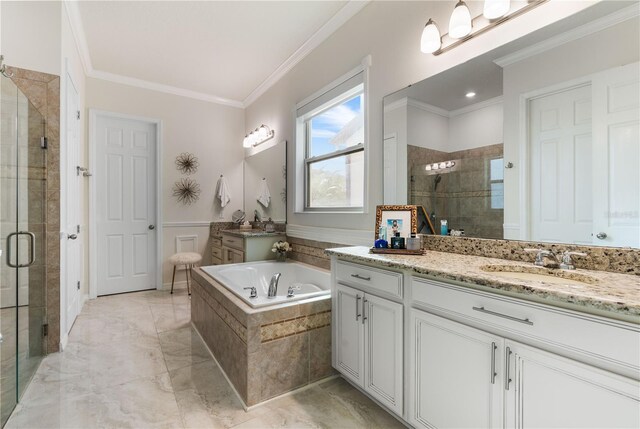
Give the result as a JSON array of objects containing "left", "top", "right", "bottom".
[{"left": 59, "top": 333, "right": 69, "bottom": 351}]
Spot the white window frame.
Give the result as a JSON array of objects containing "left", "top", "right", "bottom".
[{"left": 294, "top": 55, "right": 371, "bottom": 214}]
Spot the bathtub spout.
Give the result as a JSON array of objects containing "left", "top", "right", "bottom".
[{"left": 268, "top": 273, "right": 282, "bottom": 298}]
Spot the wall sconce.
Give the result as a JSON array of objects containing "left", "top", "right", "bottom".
[
  {"left": 243, "top": 124, "right": 275, "bottom": 148},
  {"left": 420, "top": 0, "right": 548, "bottom": 55}
]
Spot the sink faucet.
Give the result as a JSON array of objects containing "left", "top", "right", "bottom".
[
  {"left": 525, "top": 248, "right": 560, "bottom": 269},
  {"left": 560, "top": 251, "right": 587, "bottom": 270},
  {"left": 268, "top": 273, "right": 281, "bottom": 298}
]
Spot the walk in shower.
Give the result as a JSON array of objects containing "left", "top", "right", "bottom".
[{"left": 0, "top": 68, "right": 48, "bottom": 426}]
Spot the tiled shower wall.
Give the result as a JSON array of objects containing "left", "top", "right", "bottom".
[
  {"left": 408, "top": 143, "right": 504, "bottom": 239},
  {"left": 9, "top": 67, "right": 61, "bottom": 353}
]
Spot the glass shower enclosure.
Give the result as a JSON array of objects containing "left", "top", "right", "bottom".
[{"left": 0, "top": 73, "right": 47, "bottom": 426}]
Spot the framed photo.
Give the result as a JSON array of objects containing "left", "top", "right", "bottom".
[{"left": 375, "top": 205, "right": 418, "bottom": 240}]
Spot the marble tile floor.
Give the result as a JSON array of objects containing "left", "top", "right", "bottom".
[{"left": 6, "top": 288, "right": 404, "bottom": 429}]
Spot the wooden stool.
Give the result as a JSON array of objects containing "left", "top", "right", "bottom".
[{"left": 168, "top": 252, "right": 202, "bottom": 295}]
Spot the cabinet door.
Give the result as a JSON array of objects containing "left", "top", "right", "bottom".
[
  {"left": 364, "top": 294, "right": 403, "bottom": 416},
  {"left": 335, "top": 283, "right": 364, "bottom": 386},
  {"left": 223, "top": 247, "right": 244, "bottom": 264},
  {"left": 410, "top": 310, "right": 503, "bottom": 429},
  {"left": 505, "top": 340, "right": 640, "bottom": 429}
]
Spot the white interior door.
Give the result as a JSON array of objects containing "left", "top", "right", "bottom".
[
  {"left": 529, "top": 84, "right": 593, "bottom": 245},
  {"left": 95, "top": 113, "right": 157, "bottom": 296},
  {"left": 64, "top": 72, "right": 81, "bottom": 332},
  {"left": 592, "top": 62, "right": 640, "bottom": 247}
]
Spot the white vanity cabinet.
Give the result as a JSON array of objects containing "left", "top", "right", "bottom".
[
  {"left": 333, "top": 262, "right": 404, "bottom": 417},
  {"left": 330, "top": 256, "right": 640, "bottom": 429},
  {"left": 409, "top": 310, "right": 503, "bottom": 429},
  {"left": 504, "top": 340, "right": 639, "bottom": 429},
  {"left": 219, "top": 232, "right": 285, "bottom": 264}
]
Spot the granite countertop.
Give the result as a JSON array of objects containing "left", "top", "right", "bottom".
[
  {"left": 325, "top": 246, "right": 640, "bottom": 322},
  {"left": 221, "top": 229, "right": 286, "bottom": 238}
]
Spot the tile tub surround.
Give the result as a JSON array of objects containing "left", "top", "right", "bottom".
[
  {"left": 286, "top": 236, "right": 345, "bottom": 270},
  {"left": 422, "top": 235, "right": 640, "bottom": 276},
  {"left": 191, "top": 267, "right": 335, "bottom": 407},
  {"left": 7, "top": 66, "right": 61, "bottom": 353},
  {"left": 325, "top": 246, "right": 640, "bottom": 321}
]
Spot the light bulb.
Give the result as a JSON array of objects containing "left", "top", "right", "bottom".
[
  {"left": 483, "top": 0, "right": 510, "bottom": 20},
  {"left": 420, "top": 19, "right": 441, "bottom": 54},
  {"left": 466, "top": 92, "right": 476, "bottom": 98},
  {"left": 425, "top": 165, "right": 432, "bottom": 171},
  {"left": 257, "top": 125, "right": 269, "bottom": 140},
  {"left": 243, "top": 135, "right": 251, "bottom": 148},
  {"left": 449, "top": 0, "right": 472, "bottom": 39}
]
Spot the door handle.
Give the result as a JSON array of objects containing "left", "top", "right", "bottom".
[
  {"left": 148, "top": 225, "right": 155, "bottom": 230},
  {"left": 6, "top": 231, "right": 36, "bottom": 268},
  {"left": 68, "top": 234, "right": 78, "bottom": 240}
]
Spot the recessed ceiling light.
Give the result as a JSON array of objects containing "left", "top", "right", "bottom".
[{"left": 466, "top": 92, "right": 476, "bottom": 98}]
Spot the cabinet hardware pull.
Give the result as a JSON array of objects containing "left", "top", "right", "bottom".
[
  {"left": 351, "top": 274, "right": 371, "bottom": 281},
  {"left": 472, "top": 306, "right": 533, "bottom": 326},
  {"left": 355, "top": 295, "right": 361, "bottom": 321},
  {"left": 490, "top": 342, "right": 497, "bottom": 385},
  {"left": 505, "top": 346, "right": 512, "bottom": 390},
  {"left": 362, "top": 298, "right": 368, "bottom": 324}
]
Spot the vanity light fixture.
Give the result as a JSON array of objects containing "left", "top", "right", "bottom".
[
  {"left": 448, "top": 1, "right": 472, "bottom": 39},
  {"left": 420, "top": 0, "right": 547, "bottom": 56},
  {"left": 243, "top": 124, "right": 275, "bottom": 148},
  {"left": 425, "top": 160, "right": 456, "bottom": 171}
]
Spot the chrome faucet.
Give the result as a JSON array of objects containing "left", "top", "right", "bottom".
[
  {"left": 560, "top": 251, "right": 587, "bottom": 270},
  {"left": 525, "top": 248, "right": 560, "bottom": 269},
  {"left": 268, "top": 273, "right": 281, "bottom": 298}
]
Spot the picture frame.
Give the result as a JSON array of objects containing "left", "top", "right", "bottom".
[{"left": 375, "top": 205, "right": 418, "bottom": 240}]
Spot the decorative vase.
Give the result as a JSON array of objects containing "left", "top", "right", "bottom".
[{"left": 275, "top": 251, "right": 287, "bottom": 262}]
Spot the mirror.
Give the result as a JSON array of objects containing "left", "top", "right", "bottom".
[
  {"left": 383, "top": 2, "right": 639, "bottom": 248},
  {"left": 244, "top": 140, "right": 287, "bottom": 223}
]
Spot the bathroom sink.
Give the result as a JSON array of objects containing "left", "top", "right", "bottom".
[{"left": 480, "top": 265, "right": 597, "bottom": 286}]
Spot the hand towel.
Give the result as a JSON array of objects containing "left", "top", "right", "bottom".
[
  {"left": 257, "top": 178, "right": 271, "bottom": 208},
  {"left": 216, "top": 176, "right": 231, "bottom": 208}
]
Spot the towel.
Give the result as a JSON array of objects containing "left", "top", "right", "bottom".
[
  {"left": 257, "top": 178, "right": 271, "bottom": 208},
  {"left": 216, "top": 176, "right": 231, "bottom": 208}
]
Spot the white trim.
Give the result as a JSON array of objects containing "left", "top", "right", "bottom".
[
  {"left": 162, "top": 221, "right": 211, "bottom": 228},
  {"left": 286, "top": 224, "right": 372, "bottom": 247},
  {"left": 243, "top": 0, "right": 371, "bottom": 107},
  {"left": 64, "top": 0, "right": 370, "bottom": 109},
  {"left": 406, "top": 98, "right": 450, "bottom": 118},
  {"left": 383, "top": 98, "right": 408, "bottom": 114},
  {"left": 448, "top": 96, "right": 503, "bottom": 117},
  {"left": 517, "top": 77, "right": 592, "bottom": 242},
  {"left": 296, "top": 55, "right": 371, "bottom": 110},
  {"left": 494, "top": 4, "right": 640, "bottom": 68},
  {"left": 89, "top": 70, "right": 244, "bottom": 108},
  {"left": 88, "top": 109, "right": 163, "bottom": 299}
]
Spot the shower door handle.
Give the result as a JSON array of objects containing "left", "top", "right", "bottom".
[{"left": 6, "top": 231, "right": 36, "bottom": 268}]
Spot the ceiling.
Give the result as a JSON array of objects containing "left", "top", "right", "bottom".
[{"left": 76, "top": 1, "right": 351, "bottom": 106}]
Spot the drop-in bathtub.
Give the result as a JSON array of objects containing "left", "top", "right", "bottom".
[{"left": 200, "top": 260, "right": 330, "bottom": 308}]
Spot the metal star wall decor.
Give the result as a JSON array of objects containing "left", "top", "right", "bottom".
[
  {"left": 175, "top": 152, "right": 199, "bottom": 175},
  {"left": 173, "top": 178, "right": 201, "bottom": 205}
]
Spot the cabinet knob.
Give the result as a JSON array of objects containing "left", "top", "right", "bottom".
[{"left": 595, "top": 232, "right": 607, "bottom": 240}]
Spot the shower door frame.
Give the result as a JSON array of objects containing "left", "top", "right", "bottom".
[{"left": 87, "top": 109, "right": 163, "bottom": 299}]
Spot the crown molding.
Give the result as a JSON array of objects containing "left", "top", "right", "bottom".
[
  {"left": 89, "top": 70, "right": 245, "bottom": 108},
  {"left": 494, "top": 4, "right": 640, "bottom": 68},
  {"left": 407, "top": 98, "right": 450, "bottom": 118},
  {"left": 383, "top": 97, "right": 407, "bottom": 113},
  {"left": 242, "top": 0, "right": 371, "bottom": 108},
  {"left": 449, "top": 95, "right": 504, "bottom": 117}
]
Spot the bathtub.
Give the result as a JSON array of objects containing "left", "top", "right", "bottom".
[{"left": 200, "top": 260, "right": 330, "bottom": 308}]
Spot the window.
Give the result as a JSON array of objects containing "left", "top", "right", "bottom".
[
  {"left": 489, "top": 158, "right": 504, "bottom": 209},
  {"left": 296, "top": 71, "right": 365, "bottom": 211}
]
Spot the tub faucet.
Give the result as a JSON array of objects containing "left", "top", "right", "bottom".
[{"left": 268, "top": 273, "right": 281, "bottom": 298}]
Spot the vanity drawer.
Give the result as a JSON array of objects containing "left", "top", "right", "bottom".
[
  {"left": 336, "top": 260, "right": 403, "bottom": 299},
  {"left": 412, "top": 277, "right": 640, "bottom": 376},
  {"left": 211, "top": 246, "right": 222, "bottom": 260},
  {"left": 211, "top": 237, "right": 222, "bottom": 249},
  {"left": 222, "top": 234, "right": 244, "bottom": 251}
]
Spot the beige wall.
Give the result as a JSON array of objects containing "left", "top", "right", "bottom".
[
  {"left": 85, "top": 78, "right": 245, "bottom": 285},
  {"left": 0, "top": 1, "right": 62, "bottom": 75},
  {"left": 244, "top": 0, "right": 596, "bottom": 239}
]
